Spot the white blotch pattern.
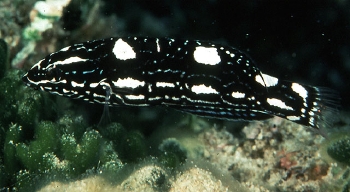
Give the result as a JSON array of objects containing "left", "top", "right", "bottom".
[
  {"left": 193, "top": 46, "right": 221, "bottom": 65},
  {"left": 89, "top": 83, "right": 99, "bottom": 88},
  {"left": 59, "top": 46, "right": 71, "bottom": 52},
  {"left": 292, "top": 83, "right": 308, "bottom": 100},
  {"left": 156, "top": 82, "right": 175, "bottom": 88},
  {"left": 112, "top": 77, "right": 145, "bottom": 89},
  {"left": 125, "top": 95, "right": 145, "bottom": 100},
  {"left": 287, "top": 116, "right": 300, "bottom": 121},
  {"left": 113, "top": 38, "right": 136, "bottom": 60},
  {"left": 231, "top": 91, "right": 245, "bottom": 98},
  {"left": 52, "top": 56, "right": 88, "bottom": 65},
  {"left": 71, "top": 81, "right": 84, "bottom": 88},
  {"left": 191, "top": 84, "right": 219, "bottom": 94},
  {"left": 156, "top": 38, "right": 160, "bottom": 52},
  {"left": 255, "top": 73, "right": 279, "bottom": 87},
  {"left": 267, "top": 98, "right": 293, "bottom": 110}
]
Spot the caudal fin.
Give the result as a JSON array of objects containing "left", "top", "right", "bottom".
[{"left": 263, "top": 80, "right": 340, "bottom": 130}]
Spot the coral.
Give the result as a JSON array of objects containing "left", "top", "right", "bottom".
[
  {"left": 38, "top": 176, "right": 116, "bottom": 192},
  {"left": 16, "top": 121, "right": 60, "bottom": 172},
  {"left": 119, "top": 165, "right": 169, "bottom": 191},
  {"left": 170, "top": 167, "right": 230, "bottom": 192},
  {"left": 120, "top": 131, "right": 147, "bottom": 162},
  {"left": 1, "top": 100, "right": 125, "bottom": 190},
  {"left": 3, "top": 123, "right": 23, "bottom": 175},
  {"left": 198, "top": 118, "right": 349, "bottom": 191},
  {"left": 158, "top": 138, "right": 187, "bottom": 169},
  {"left": 98, "top": 141, "right": 123, "bottom": 174},
  {"left": 277, "top": 149, "right": 298, "bottom": 170},
  {"left": 326, "top": 134, "right": 350, "bottom": 166},
  {"left": 60, "top": 129, "right": 103, "bottom": 176},
  {"left": 0, "top": 70, "right": 26, "bottom": 127}
]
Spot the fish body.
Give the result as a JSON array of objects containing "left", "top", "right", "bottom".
[{"left": 22, "top": 37, "right": 338, "bottom": 129}]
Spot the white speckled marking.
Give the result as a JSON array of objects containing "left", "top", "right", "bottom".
[
  {"left": 52, "top": 56, "right": 88, "bottom": 65},
  {"left": 231, "top": 91, "right": 245, "bottom": 98},
  {"left": 60, "top": 46, "right": 71, "bottom": 52},
  {"left": 156, "top": 82, "right": 175, "bottom": 88},
  {"left": 193, "top": 46, "right": 221, "bottom": 65},
  {"left": 156, "top": 38, "right": 160, "bottom": 52},
  {"left": 112, "top": 77, "right": 145, "bottom": 89},
  {"left": 255, "top": 73, "right": 279, "bottom": 87},
  {"left": 113, "top": 38, "right": 136, "bottom": 60},
  {"left": 71, "top": 81, "right": 84, "bottom": 88},
  {"left": 125, "top": 95, "right": 145, "bottom": 100},
  {"left": 287, "top": 116, "right": 300, "bottom": 121},
  {"left": 89, "top": 83, "right": 99, "bottom": 88},
  {"left": 191, "top": 84, "right": 219, "bottom": 94},
  {"left": 267, "top": 98, "right": 293, "bottom": 110},
  {"left": 292, "top": 83, "right": 308, "bottom": 100}
]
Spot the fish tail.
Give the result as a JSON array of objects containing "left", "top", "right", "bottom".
[{"left": 263, "top": 80, "right": 340, "bottom": 130}]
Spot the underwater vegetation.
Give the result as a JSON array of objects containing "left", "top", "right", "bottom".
[
  {"left": 0, "top": 39, "right": 8, "bottom": 79},
  {"left": 326, "top": 134, "right": 350, "bottom": 166}
]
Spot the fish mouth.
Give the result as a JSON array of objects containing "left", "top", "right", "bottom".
[
  {"left": 22, "top": 73, "right": 38, "bottom": 89},
  {"left": 22, "top": 73, "right": 30, "bottom": 85}
]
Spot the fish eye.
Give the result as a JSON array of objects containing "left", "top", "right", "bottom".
[{"left": 46, "top": 67, "right": 62, "bottom": 81}]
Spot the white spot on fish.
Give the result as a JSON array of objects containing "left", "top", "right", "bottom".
[
  {"left": 90, "top": 83, "right": 99, "bottom": 88},
  {"left": 287, "top": 116, "right": 300, "bottom": 121},
  {"left": 156, "top": 82, "right": 175, "bottom": 88},
  {"left": 156, "top": 38, "right": 160, "bottom": 52},
  {"left": 193, "top": 46, "right": 221, "bottom": 65},
  {"left": 113, "top": 38, "right": 136, "bottom": 60},
  {"left": 125, "top": 95, "right": 145, "bottom": 100},
  {"left": 255, "top": 73, "right": 279, "bottom": 87},
  {"left": 60, "top": 46, "right": 71, "bottom": 52},
  {"left": 292, "top": 83, "right": 308, "bottom": 100},
  {"left": 71, "top": 81, "right": 84, "bottom": 88},
  {"left": 267, "top": 98, "right": 293, "bottom": 110},
  {"left": 191, "top": 84, "right": 219, "bottom": 94},
  {"left": 112, "top": 77, "right": 145, "bottom": 89},
  {"left": 52, "top": 56, "right": 88, "bottom": 65},
  {"left": 231, "top": 91, "right": 245, "bottom": 98}
]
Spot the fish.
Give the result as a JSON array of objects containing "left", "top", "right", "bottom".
[{"left": 22, "top": 37, "right": 339, "bottom": 130}]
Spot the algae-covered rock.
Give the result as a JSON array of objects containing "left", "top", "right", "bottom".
[
  {"left": 170, "top": 167, "right": 229, "bottom": 192},
  {"left": 327, "top": 135, "right": 350, "bottom": 166}
]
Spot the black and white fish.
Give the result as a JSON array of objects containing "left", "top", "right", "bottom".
[{"left": 22, "top": 37, "right": 338, "bottom": 130}]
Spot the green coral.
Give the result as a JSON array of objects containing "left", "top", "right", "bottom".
[
  {"left": 4, "top": 124, "right": 23, "bottom": 175},
  {"left": 120, "top": 131, "right": 147, "bottom": 162},
  {"left": 158, "top": 138, "right": 187, "bottom": 169},
  {"left": 61, "top": 129, "right": 102, "bottom": 176},
  {"left": 327, "top": 135, "right": 350, "bottom": 166},
  {"left": 99, "top": 122, "right": 147, "bottom": 162},
  {"left": 16, "top": 121, "right": 59, "bottom": 172},
  {"left": 98, "top": 141, "right": 123, "bottom": 174},
  {"left": 0, "top": 70, "right": 25, "bottom": 127}
]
